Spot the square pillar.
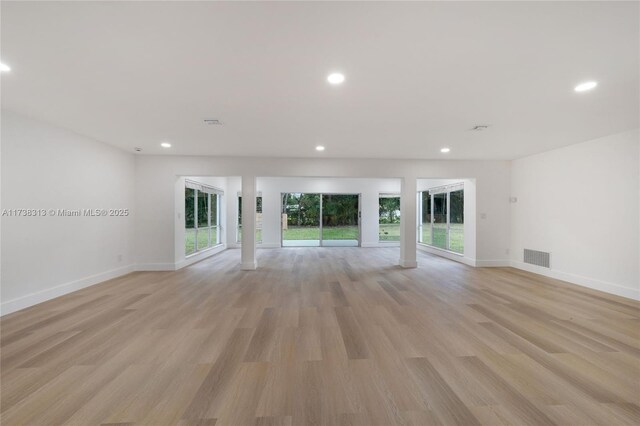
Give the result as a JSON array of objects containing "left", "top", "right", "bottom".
[
  {"left": 241, "top": 175, "right": 257, "bottom": 270},
  {"left": 399, "top": 176, "right": 418, "bottom": 268}
]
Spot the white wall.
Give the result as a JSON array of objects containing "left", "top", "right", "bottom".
[
  {"left": 134, "top": 155, "right": 511, "bottom": 268},
  {"left": 511, "top": 129, "right": 640, "bottom": 300},
  {"left": 1, "top": 111, "right": 135, "bottom": 314},
  {"left": 417, "top": 178, "right": 477, "bottom": 266}
]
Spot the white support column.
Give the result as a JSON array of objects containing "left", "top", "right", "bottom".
[
  {"left": 241, "top": 175, "right": 257, "bottom": 270},
  {"left": 399, "top": 176, "right": 418, "bottom": 268}
]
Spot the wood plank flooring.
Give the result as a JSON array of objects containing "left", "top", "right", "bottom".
[{"left": 1, "top": 248, "right": 639, "bottom": 425}]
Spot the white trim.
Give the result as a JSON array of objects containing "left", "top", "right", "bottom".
[
  {"left": 362, "top": 242, "right": 400, "bottom": 248},
  {"left": 510, "top": 261, "right": 640, "bottom": 301},
  {"left": 475, "top": 260, "right": 510, "bottom": 267},
  {"left": 0, "top": 264, "right": 135, "bottom": 316},
  {"left": 177, "top": 244, "right": 226, "bottom": 269},
  {"left": 185, "top": 179, "right": 224, "bottom": 194},
  {"left": 135, "top": 263, "right": 176, "bottom": 271}
]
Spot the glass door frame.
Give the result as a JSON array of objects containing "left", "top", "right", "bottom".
[{"left": 280, "top": 192, "right": 361, "bottom": 247}]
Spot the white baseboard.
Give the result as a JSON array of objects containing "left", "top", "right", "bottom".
[
  {"left": 399, "top": 258, "right": 418, "bottom": 268},
  {"left": 135, "top": 263, "right": 176, "bottom": 272},
  {"left": 232, "top": 243, "right": 282, "bottom": 249},
  {"left": 241, "top": 260, "right": 258, "bottom": 270},
  {"left": 362, "top": 242, "right": 400, "bottom": 248},
  {"left": 0, "top": 264, "right": 135, "bottom": 316},
  {"left": 510, "top": 261, "right": 640, "bottom": 301},
  {"left": 175, "top": 245, "right": 226, "bottom": 270}
]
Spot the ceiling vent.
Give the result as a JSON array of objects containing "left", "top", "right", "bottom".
[
  {"left": 472, "top": 125, "right": 489, "bottom": 131},
  {"left": 204, "top": 119, "right": 222, "bottom": 125}
]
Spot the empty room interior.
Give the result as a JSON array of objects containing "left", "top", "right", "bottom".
[{"left": 1, "top": 1, "right": 639, "bottom": 425}]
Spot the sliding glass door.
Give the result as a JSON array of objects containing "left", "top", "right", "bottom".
[
  {"left": 281, "top": 192, "right": 360, "bottom": 247},
  {"left": 417, "top": 183, "right": 464, "bottom": 254},
  {"left": 432, "top": 192, "right": 448, "bottom": 249},
  {"left": 282, "top": 193, "right": 321, "bottom": 246},
  {"left": 185, "top": 181, "right": 223, "bottom": 256},
  {"left": 321, "top": 194, "right": 359, "bottom": 247}
]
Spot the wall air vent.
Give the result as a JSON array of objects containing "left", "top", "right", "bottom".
[
  {"left": 204, "top": 119, "right": 222, "bottom": 125},
  {"left": 524, "top": 249, "right": 550, "bottom": 268}
]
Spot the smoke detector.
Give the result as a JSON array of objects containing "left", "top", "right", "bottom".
[
  {"left": 472, "top": 125, "right": 489, "bottom": 131},
  {"left": 134, "top": 147, "right": 142, "bottom": 152},
  {"left": 204, "top": 119, "right": 222, "bottom": 125}
]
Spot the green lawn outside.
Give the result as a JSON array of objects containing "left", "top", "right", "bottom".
[
  {"left": 186, "top": 223, "right": 462, "bottom": 252},
  {"left": 420, "top": 223, "right": 464, "bottom": 253},
  {"left": 283, "top": 226, "right": 359, "bottom": 240},
  {"left": 379, "top": 223, "right": 400, "bottom": 241},
  {"left": 185, "top": 227, "right": 219, "bottom": 255}
]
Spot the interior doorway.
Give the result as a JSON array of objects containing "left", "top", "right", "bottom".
[{"left": 281, "top": 192, "right": 360, "bottom": 247}]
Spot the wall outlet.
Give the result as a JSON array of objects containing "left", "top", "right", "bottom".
[
  {"left": 480, "top": 213, "right": 487, "bottom": 219},
  {"left": 117, "top": 254, "right": 123, "bottom": 262},
  {"left": 505, "top": 248, "right": 510, "bottom": 255}
]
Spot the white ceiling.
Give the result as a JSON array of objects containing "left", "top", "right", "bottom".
[{"left": 1, "top": 1, "right": 638, "bottom": 160}]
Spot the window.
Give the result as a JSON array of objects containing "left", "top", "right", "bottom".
[
  {"left": 378, "top": 194, "right": 400, "bottom": 241},
  {"left": 237, "top": 194, "right": 262, "bottom": 243},
  {"left": 419, "top": 191, "right": 431, "bottom": 244},
  {"left": 418, "top": 183, "right": 464, "bottom": 253},
  {"left": 185, "top": 188, "right": 196, "bottom": 255},
  {"left": 185, "top": 181, "right": 223, "bottom": 256}
]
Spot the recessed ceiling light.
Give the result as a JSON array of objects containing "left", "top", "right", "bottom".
[
  {"left": 440, "top": 147, "right": 451, "bottom": 153},
  {"left": 0, "top": 62, "right": 11, "bottom": 72},
  {"left": 316, "top": 145, "right": 325, "bottom": 151},
  {"left": 574, "top": 81, "right": 597, "bottom": 92},
  {"left": 161, "top": 142, "right": 171, "bottom": 148},
  {"left": 327, "top": 73, "right": 345, "bottom": 85}
]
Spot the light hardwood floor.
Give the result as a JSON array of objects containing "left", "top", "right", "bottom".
[{"left": 1, "top": 248, "right": 639, "bottom": 425}]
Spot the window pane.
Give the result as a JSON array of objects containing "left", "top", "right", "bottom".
[
  {"left": 379, "top": 195, "right": 400, "bottom": 241},
  {"left": 421, "top": 191, "right": 432, "bottom": 244},
  {"left": 196, "top": 228, "right": 208, "bottom": 250},
  {"left": 185, "top": 188, "right": 195, "bottom": 255},
  {"left": 185, "top": 229, "right": 196, "bottom": 255},
  {"left": 197, "top": 190, "right": 208, "bottom": 228},
  {"left": 210, "top": 226, "right": 218, "bottom": 246},
  {"left": 237, "top": 196, "right": 242, "bottom": 243},
  {"left": 322, "top": 194, "right": 359, "bottom": 246},
  {"left": 256, "top": 196, "right": 263, "bottom": 243},
  {"left": 433, "top": 193, "right": 447, "bottom": 249},
  {"left": 211, "top": 194, "right": 218, "bottom": 227},
  {"left": 449, "top": 189, "right": 464, "bottom": 253},
  {"left": 283, "top": 193, "right": 320, "bottom": 245},
  {"left": 185, "top": 188, "right": 195, "bottom": 228}
]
